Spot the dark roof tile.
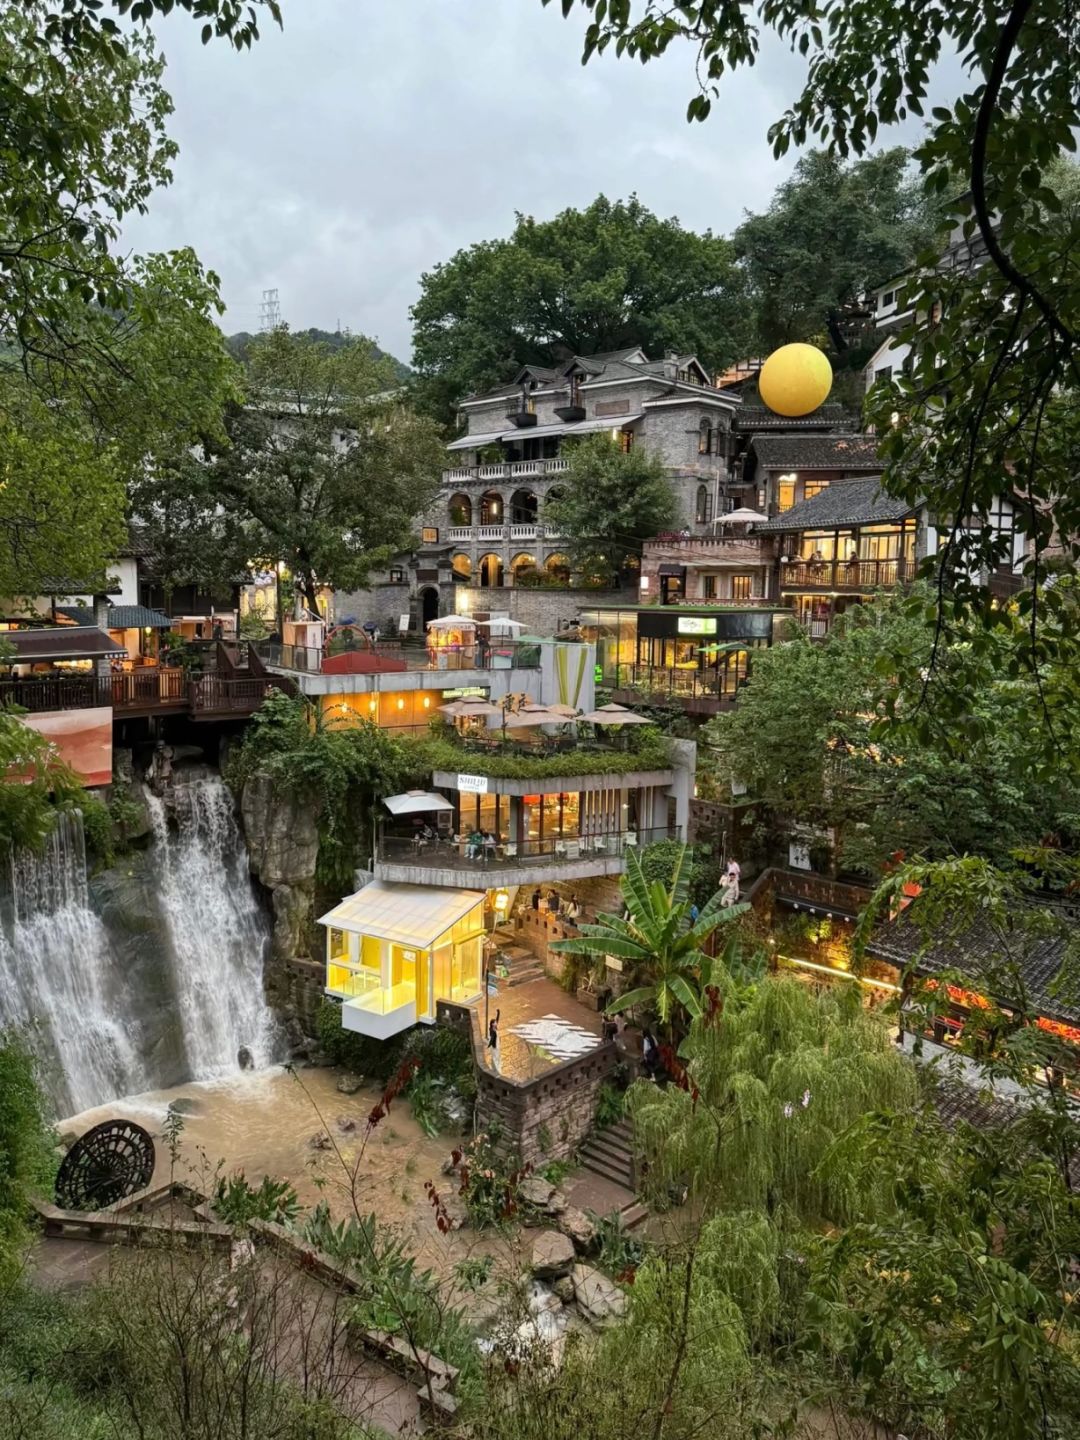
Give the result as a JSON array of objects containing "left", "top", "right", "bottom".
[
  {"left": 749, "top": 434, "right": 885, "bottom": 471},
  {"left": 755, "top": 476, "right": 915, "bottom": 532}
]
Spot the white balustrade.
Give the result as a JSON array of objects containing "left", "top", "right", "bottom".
[
  {"left": 545, "top": 458, "right": 570, "bottom": 473},
  {"left": 510, "top": 460, "right": 542, "bottom": 476},
  {"left": 510, "top": 524, "right": 538, "bottom": 540},
  {"left": 477, "top": 463, "right": 509, "bottom": 480},
  {"left": 447, "top": 527, "right": 472, "bottom": 542},
  {"left": 444, "top": 467, "right": 472, "bottom": 481},
  {"left": 478, "top": 525, "right": 505, "bottom": 541}
]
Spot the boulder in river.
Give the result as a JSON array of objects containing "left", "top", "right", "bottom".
[{"left": 531, "top": 1229, "right": 575, "bottom": 1280}]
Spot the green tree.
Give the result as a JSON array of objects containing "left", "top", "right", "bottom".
[
  {"left": 734, "top": 147, "right": 942, "bottom": 353},
  {"left": 0, "top": 1033, "right": 55, "bottom": 1283},
  {"left": 552, "top": 844, "right": 745, "bottom": 1035},
  {"left": 410, "top": 195, "right": 747, "bottom": 421},
  {"left": 0, "top": 711, "right": 90, "bottom": 854},
  {"left": 703, "top": 587, "right": 1080, "bottom": 877},
  {"left": 141, "top": 328, "right": 444, "bottom": 612},
  {"left": 543, "top": 433, "right": 680, "bottom": 584}
]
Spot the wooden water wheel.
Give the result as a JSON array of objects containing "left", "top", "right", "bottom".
[{"left": 55, "top": 1119, "right": 155, "bottom": 1211}]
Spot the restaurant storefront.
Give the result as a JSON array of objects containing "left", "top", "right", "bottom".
[{"left": 579, "top": 604, "right": 781, "bottom": 711}]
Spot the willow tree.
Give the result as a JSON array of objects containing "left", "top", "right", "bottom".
[{"left": 630, "top": 977, "right": 917, "bottom": 1224}]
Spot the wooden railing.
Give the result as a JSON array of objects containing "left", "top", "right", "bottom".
[
  {"left": 0, "top": 666, "right": 278, "bottom": 718},
  {"left": 780, "top": 558, "right": 913, "bottom": 589}
]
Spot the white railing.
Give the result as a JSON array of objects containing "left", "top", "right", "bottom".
[
  {"left": 478, "top": 524, "right": 506, "bottom": 541},
  {"left": 510, "top": 523, "right": 538, "bottom": 540},
  {"left": 546, "top": 458, "right": 570, "bottom": 473},
  {"left": 445, "top": 467, "right": 472, "bottom": 481},
  {"left": 447, "top": 526, "right": 472, "bottom": 541},
  {"left": 477, "top": 463, "right": 509, "bottom": 480},
  {"left": 543, "top": 524, "right": 565, "bottom": 540},
  {"left": 442, "top": 457, "right": 573, "bottom": 483},
  {"left": 510, "top": 460, "right": 542, "bottom": 476}
]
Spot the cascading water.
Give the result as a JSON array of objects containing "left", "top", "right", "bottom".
[
  {"left": 0, "top": 811, "right": 145, "bottom": 1117},
  {"left": 146, "top": 771, "right": 276, "bottom": 1079}
]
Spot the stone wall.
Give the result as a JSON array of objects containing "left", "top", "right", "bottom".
[
  {"left": 456, "top": 584, "right": 636, "bottom": 635},
  {"left": 436, "top": 999, "right": 618, "bottom": 1166},
  {"left": 240, "top": 771, "right": 320, "bottom": 969}
]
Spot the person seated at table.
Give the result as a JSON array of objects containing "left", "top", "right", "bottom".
[
  {"left": 482, "top": 829, "right": 497, "bottom": 860},
  {"left": 413, "top": 822, "right": 435, "bottom": 850},
  {"left": 465, "top": 828, "right": 483, "bottom": 860}
]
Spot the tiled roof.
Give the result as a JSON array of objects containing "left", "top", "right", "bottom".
[
  {"left": 866, "top": 911, "right": 1080, "bottom": 1024},
  {"left": 749, "top": 434, "right": 885, "bottom": 471},
  {"left": 115, "top": 522, "right": 155, "bottom": 559},
  {"left": 932, "top": 1079, "right": 1080, "bottom": 1188},
  {"left": 464, "top": 347, "right": 712, "bottom": 401},
  {"left": 5, "top": 626, "right": 124, "bottom": 661},
  {"left": 754, "top": 476, "right": 915, "bottom": 533},
  {"left": 736, "top": 404, "right": 852, "bottom": 431},
  {"left": 58, "top": 604, "right": 173, "bottom": 630}
]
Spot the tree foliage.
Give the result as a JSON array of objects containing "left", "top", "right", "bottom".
[
  {"left": 543, "top": 433, "right": 680, "bottom": 584},
  {"left": 703, "top": 587, "right": 1080, "bottom": 877},
  {"left": 734, "top": 147, "right": 942, "bottom": 353},
  {"left": 138, "top": 327, "right": 444, "bottom": 609},
  {"left": 410, "top": 195, "right": 747, "bottom": 421},
  {"left": 0, "top": 1033, "right": 55, "bottom": 1284}
]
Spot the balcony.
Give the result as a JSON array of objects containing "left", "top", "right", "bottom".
[
  {"left": 505, "top": 405, "right": 537, "bottom": 429},
  {"left": 0, "top": 667, "right": 283, "bottom": 720},
  {"left": 510, "top": 523, "right": 538, "bottom": 541},
  {"left": 447, "top": 526, "right": 472, "bottom": 542},
  {"left": 254, "top": 638, "right": 542, "bottom": 679},
  {"left": 478, "top": 524, "right": 506, "bottom": 541},
  {"left": 779, "top": 558, "right": 913, "bottom": 591},
  {"left": 375, "top": 826, "right": 673, "bottom": 888},
  {"left": 604, "top": 661, "right": 753, "bottom": 714},
  {"left": 441, "top": 457, "right": 571, "bottom": 484}
]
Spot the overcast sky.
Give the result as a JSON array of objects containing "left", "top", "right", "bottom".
[{"left": 123, "top": 1, "right": 948, "bottom": 365}]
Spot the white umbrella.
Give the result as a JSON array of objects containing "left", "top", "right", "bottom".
[
  {"left": 487, "top": 617, "right": 526, "bottom": 635},
  {"left": 383, "top": 790, "right": 455, "bottom": 816},
  {"left": 578, "top": 702, "right": 653, "bottom": 726},
  {"left": 503, "top": 707, "right": 559, "bottom": 728},
  {"left": 717, "top": 507, "right": 769, "bottom": 524},
  {"left": 545, "top": 703, "right": 581, "bottom": 718},
  {"left": 426, "top": 614, "right": 476, "bottom": 629}
]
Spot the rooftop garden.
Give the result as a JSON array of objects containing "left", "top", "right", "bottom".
[{"left": 404, "top": 725, "right": 672, "bottom": 780}]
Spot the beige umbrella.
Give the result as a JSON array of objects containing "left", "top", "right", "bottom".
[
  {"left": 503, "top": 706, "right": 562, "bottom": 728},
  {"left": 438, "top": 696, "right": 502, "bottom": 719},
  {"left": 546, "top": 703, "right": 581, "bottom": 718},
  {"left": 578, "top": 702, "right": 653, "bottom": 725}
]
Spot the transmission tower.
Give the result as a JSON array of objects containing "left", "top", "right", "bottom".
[{"left": 259, "top": 287, "right": 281, "bottom": 332}]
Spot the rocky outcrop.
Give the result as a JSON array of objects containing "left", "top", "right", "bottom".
[
  {"left": 531, "top": 1230, "right": 576, "bottom": 1280},
  {"left": 571, "top": 1263, "right": 627, "bottom": 1324},
  {"left": 240, "top": 771, "right": 320, "bottom": 963}
]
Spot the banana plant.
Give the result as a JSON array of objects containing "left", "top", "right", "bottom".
[{"left": 552, "top": 844, "right": 747, "bottom": 1037}]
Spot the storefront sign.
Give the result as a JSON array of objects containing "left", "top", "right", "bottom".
[
  {"left": 677, "top": 616, "right": 718, "bottom": 635},
  {"left": 457, "top": 773, "right": 489, "bottom": 794},
  {"left": 605, "top": 955, "right": 624, "bottom": 973}
]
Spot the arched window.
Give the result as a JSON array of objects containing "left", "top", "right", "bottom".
[
  {"left": 509, "top": 489, "right": 538, "bottom": 525},
  {"left": 452, "top": 554, "right": 472, "bottom": 580},
  {"left": 695, "top": 484, "right": 712, "bottom": 525},
  {"left": 478, "top": 553, "right": 504, "bottom": 588},
  {"left": 479, "top": 491, "right": 503, "bottom": 526},
  {"left": 448, "top": 493, "right": 472, "bottom": 527},
  {"left": 698, "top": 420, "right": 712, "bottom": 456}
]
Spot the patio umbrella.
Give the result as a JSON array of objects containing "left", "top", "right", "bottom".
[
  {"left": 503, "top": 706, "right": 562, "bottom": 728},
  {"left": 545, "top": 703, "right": 581, "bottom": 718},
  {"left": 487, "top": 617, "right": 526, "bottom": 635},
  {"left": 383, "top": 790, "right": 455, "bottom": 816},
  {"left": 438, "top": 697, "right": 502, "bottom": 719},
  {"left": 578, "top": 702, "right": 653, "bottom": 725},
  {"left": 717, "top": 507, "right": 769, "bottom": 524},
  {"left": 426, "top": 614, "right": 475, "bottom": 629}
]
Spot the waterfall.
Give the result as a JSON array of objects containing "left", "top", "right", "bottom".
[
  {"left": 0, "top": 812, "right": 145, "bottom": 1117},
  {"left": 146, "top": 772, "right": 276, "bottom": 1080}
]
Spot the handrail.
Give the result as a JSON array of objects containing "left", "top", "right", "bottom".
[{"left": 378, "top": 824, "right": 673, "bottom": 869}]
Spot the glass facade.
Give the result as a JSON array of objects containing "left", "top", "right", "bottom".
[{"left": 579, "top": 606, "right": 773, "bottom": 704}]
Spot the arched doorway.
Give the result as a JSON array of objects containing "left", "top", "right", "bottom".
[
  {"left": 479, "top": 491, "right": 504, "bottom": 526},
  {"left": 510, "top": 489, "right": 538, "bottom": 524},
  {"left": 510, "top": 552, "right": 537, "bottom": 585},
  {"left": 420, "top": 587, "right": 440, "bottom": 626},
  {"left": 452, "top": 553, "right": 472, "bottom": 581},
  {"left": 544, "top": 553, "right": 571, "bottom": 584},
  {"left": 478, "top": 553, "right": 504, "bottom": 588}
]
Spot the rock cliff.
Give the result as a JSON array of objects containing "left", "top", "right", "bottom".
[{"left": 239, "top": 771, "right": 320, "bottom": 964}]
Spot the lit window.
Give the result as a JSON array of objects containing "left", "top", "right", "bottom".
[
  {"left": 731, "top": 575, "right": 753, "bottom": 600},
  {"left": 778, "top": 475, "right": 797, "bottom": 512},
  {"left": 803, "top": 480, "right": 829, "bottom": 501}
]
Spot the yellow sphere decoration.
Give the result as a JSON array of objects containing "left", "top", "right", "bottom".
[{"left": 758, "top": 343, "right": 833, "bottom": 418}]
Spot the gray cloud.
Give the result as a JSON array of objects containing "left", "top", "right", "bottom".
[{"left": 122, "top": 1, "right": 953, "bottom": 364}]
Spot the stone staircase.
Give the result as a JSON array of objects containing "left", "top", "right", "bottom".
[
  {"left": 579, "top": 1119, "right": 648, "bottom": 1230},
  {"left": 491, "top": 927, "right": 546, "bottom": 986}
]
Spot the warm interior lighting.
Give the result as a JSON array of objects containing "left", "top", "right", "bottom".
[
  {"left": 422, "top": 696, "right": 430, "bottom": 708},
  {"left": 397, "top": 697, "right": 405, "bottom": 710},
  {"left": 492, "top": 889, "right": 510, "bottom": 913},
  {"left": 777, "top": 953, "right": 901, "bottom": 994},
  {"left": 368, "top": 699, "right": 377, "bottom": 713}
]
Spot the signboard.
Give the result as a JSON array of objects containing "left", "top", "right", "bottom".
[
  {"left": 457, "top": 773, "right": 489, "bottom": 795},
  {"left": 677, "top": 616, "right": 718, "bottom": 636},
  {"left": 605, "top": 955, "right": 624, "bottom": 973},
  {"left": 487, "top": 979, "right": 499, "bottom": 997},
  {"left": 398, "top": 613, "right": 411, "bottom": 634}
]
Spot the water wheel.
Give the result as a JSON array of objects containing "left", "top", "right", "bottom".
[{"left": 55, "top": 1119, "right": 155, "bottom": 1211}]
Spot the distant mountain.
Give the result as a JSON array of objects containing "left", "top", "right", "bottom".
[{"left": 226, "top": 328, "right": 412, "bottom": 381}]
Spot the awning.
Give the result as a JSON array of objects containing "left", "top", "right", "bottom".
[
  {"left": 318, "top": 880, "right": 483, "bottom": 949},
  {"left": 658, "top": 563, "right": 686, "bottom": 577},
  {"left": 445, "top": 415, "right": 643, "bottom": 453},
  {"left": 3, "top": 627, "right": 125, "bottom": 662},
  {"left": 383, "top": 791, "right": 455, "bottom": 817}
]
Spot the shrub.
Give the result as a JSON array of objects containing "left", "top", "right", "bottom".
[
  {"left": 212, "top": 1171, "right": 301, "bottom": 1227},
  {"left": 0, "top": 1033, "right": 57, "bottom": 1283},
  {"left": 316, "top": 999, "right": 402, "bottom": 1080},
  {"left": 404, "top": 727, "right": 670, "bottom": 781},
  {"left": 595, "top": 1080, "right": 626, "bottom": 1129},
  {"left": 454, "top": 1132, "right": 530, "bottom": 1229}
]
